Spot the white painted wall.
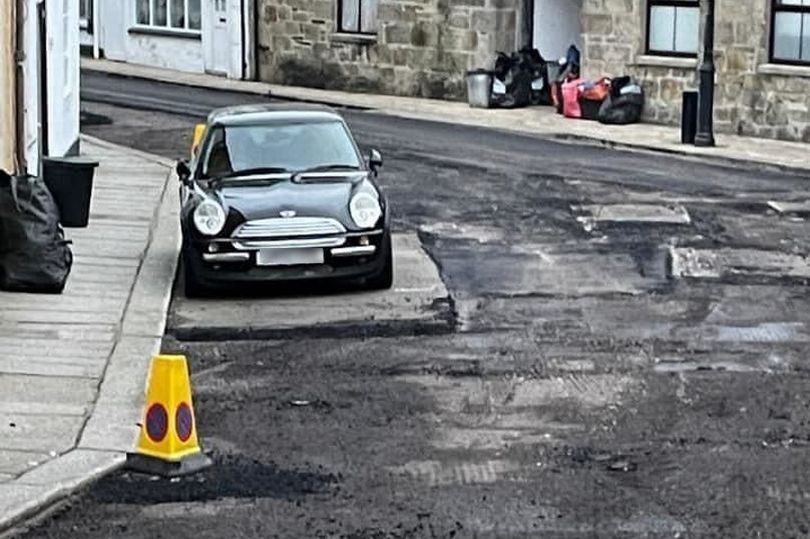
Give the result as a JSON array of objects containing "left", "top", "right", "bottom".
[
  {"left": 92, "top": 0, "right": 249, "bottom": 78},
  {"left": 99, "top": 0, "right": 127, "bottom": 60},
  {"left": 125, "top": 32, "right": 205, "bottom": 73},
  {"left": 45, "top": 0, "right": 80, "bottom": 158},
  {"left": 22, "top": 0, "right": 41, "bottom": 174},
  {"left": 226, "top": 0, "right": 254, "bottom": 79},
  {"left": 532, "top": 0, "right": 583, "bottom": 62},
  {"left": 228, "top": 0, "right": 243, "bottom": 79}
]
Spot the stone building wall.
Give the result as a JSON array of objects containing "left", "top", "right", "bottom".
[
  {"left": 256, "top": 0, "right": 520, "bottom": 100},
  {"left": 581, "top": 0, "right": 810, "bottom": 142}
]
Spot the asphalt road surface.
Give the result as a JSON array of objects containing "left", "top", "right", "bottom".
[{"left": 15, "top": 71, "right": 810, "bottom": 538}]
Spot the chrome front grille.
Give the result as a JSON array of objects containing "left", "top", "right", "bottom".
[{"left": 233, "top": 217, "right": 346, "bottom": 240}]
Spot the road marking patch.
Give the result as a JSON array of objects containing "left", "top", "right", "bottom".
[
  {"left": 573, "top": 204, "right": 691, "bottom": 231},
  {"left": 767, "top": 200, "right": 810, "bottom": 214},
  {"left": 669, "top": 247, "right": 810, "bottom": 279}
]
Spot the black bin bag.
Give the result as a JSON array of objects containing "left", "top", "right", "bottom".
[
  {"left": 598, "top": 76, "right": 645, "bottom": 125},
  {"left": 0, "top": 172, "right": 73, "bottom": 293}
]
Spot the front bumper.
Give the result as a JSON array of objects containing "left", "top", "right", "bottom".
[{"left": 184, "top": 230, "right": 387, "bottom": 286}]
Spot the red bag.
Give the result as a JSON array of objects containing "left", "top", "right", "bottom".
[
  {"left": 580, "top": 77, "right": 611, "bottom": 101},
  {"left": 562, "top": 78, "right": 583, "bottom": 118}
]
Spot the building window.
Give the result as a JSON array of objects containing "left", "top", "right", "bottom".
[
  {"left": 136, "top": 0, "right": 202, "bottom": 31},
  {"left": 79, "top": 0, "right": 92, "bottom": 32},
  {"left": 338, "top": 0, "right": 378, "bottom": 34},
  {"left": 646, "top": 0, "right": 699, "bottom": 56},
  {"left": 771, "top": 0, "right": 810, "bottom": 64}
]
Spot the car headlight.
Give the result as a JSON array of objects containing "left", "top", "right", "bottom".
[
  {"left": 350, "top": 192, "right": 382, "bottom": 229},
  {"left": 193, "top": 198, "right": 226, "bottom": 236}
]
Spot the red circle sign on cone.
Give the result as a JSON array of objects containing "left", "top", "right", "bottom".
[
  {"left": 176, "top": 402, "right": 193, "bottom": 442},
  {"left": 145, "top": 403, "right": 169, "bottom": 442}
]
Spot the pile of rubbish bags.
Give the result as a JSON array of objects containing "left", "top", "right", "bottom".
[
  {"left": 0, "top": 172, "right": 73, "bottom": 293},
  {"left": 469, "top": 45, "right": 644, "bottom": 125},
  {"left": 555, "top": 74, "right": 644, "bottom": 125}
]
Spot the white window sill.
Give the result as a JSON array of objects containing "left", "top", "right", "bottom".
[
  {"left": 757, "top": 63, "right": 810, "bottom": 78},
  {"left": 128, "top": 26, "right": 201, "bottom": 40},
  {"left": 634, "top": 55, "right": 698, "bottom": 69},
  {"left": 331, "top": 32, "right": 377, "bottom": 45}
]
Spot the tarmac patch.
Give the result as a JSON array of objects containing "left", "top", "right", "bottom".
[
  {"left": 573, "top": 203, "right": 691, "bottom": 231},
  {"left": 669, "top": 247, "right": 810, "bottom": 280},
  {"left": 767, "top": 200, "right": 810, "bottom": 215},
  {"left": 169, "top": 233, "right": 451, "bottom": 340}
]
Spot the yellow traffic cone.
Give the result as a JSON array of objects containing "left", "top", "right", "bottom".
[{"left": 126, "top": 355, "right": 212, "bottom": 476}]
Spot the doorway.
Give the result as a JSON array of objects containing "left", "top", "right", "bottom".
[
  {"left": 532, "top": 0, "right": 583, "bottom": 61},
  {"left": 204, "top": 0, "right": 230, "bottom": 75},
  {"left": 38, "top": 1, "right": 48, "bottom": 158}
]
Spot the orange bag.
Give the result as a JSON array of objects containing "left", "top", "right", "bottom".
[{"left": 580, "top": 77, "right": 611, "bottom": 101}]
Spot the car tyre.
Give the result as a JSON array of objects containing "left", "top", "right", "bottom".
[
  {"left": 182, "top": 251, "right": 210, "bottom": 299},
  {"left": 364, "top": 234, "right": 393, "bottom": 290}
]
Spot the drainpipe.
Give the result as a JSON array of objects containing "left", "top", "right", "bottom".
[
  {"left": 13, "top": 0, "right": 27, "bottom": 176},
  {"left": 519, "top": 0, "right": 533, "bottom": 50},
  {"left": 252, "top": 0, "right": 260, "bottom": 81},
  {"left": 0, "top": 0, "right": 16, "bottom": 174}
]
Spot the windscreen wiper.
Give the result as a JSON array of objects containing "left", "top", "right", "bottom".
[{"left": 209, "top": 167, "right": 290, "bottom": 186}]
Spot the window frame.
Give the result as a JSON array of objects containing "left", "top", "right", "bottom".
[
  {"left": 134, "top": 0, "right": 202, "bottom": 34},
  {"left": 79, "top": 0, "right": 93, "bottom": 33},
  {"left": 645, "top": 0, "right": 700, "bottom": 58},
  {"left": 337, "top": 0, "right": 378, "bottom": 35},
  {"left": 770, "top": 0, "right": 810, "bottom": 66}
]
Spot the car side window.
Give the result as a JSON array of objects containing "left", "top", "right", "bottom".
[{"left": 200, "top": 127, "right": 234, "bottom": 178}]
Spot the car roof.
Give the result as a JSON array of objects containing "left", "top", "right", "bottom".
[{"left": 207, "top": 103, "right": 344, "bottom": 126}]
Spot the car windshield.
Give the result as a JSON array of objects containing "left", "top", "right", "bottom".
[{"left": 200, "top": 121, "right": 362, "bottom": 179}]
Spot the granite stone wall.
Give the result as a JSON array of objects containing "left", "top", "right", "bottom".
[
  {"left": 581, "top": 0, "right": 810, "bottom": 142},
  {"left": 255, "top": 0, "right": 810, "bottom": 142},
  {"left": 256, "top": 0, "right": 520, "bottom": 100}
]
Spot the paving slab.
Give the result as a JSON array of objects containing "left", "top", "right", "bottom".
[
  {"left": 0, "top": 451, "right": 51, "bottom": 476},
  {"left": 0, "top": 136, "right": 179, "bottom": 533},
  {"left": 15, "top": 449, "right": 124, "bottom": 487},
  {"left": 0, "top": 484, "right": 52, "bottom": 529},
  {"left": 0, "top": 360, "right": 105, "bottom": 379},
  {"left": 0, "top": 374, "right": 99, "bottom": 406},
  {"left": 169, "top": 233, "right": 451, "bottom": 340},
  {"left": 0, "top": 415, "right": 85, "bottom": 453}
]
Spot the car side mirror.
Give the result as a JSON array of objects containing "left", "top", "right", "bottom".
[
  {"left": 176, "top": 160, "right": 191, "bottom": 184},
  {"left": 368, "top": 149, "right": 383, "bottom": 172}
]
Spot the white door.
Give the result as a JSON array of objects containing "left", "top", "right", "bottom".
[
  {"left": 532, "top": 0, "right": 583, "bottom": 62},
  {"left": 100, "top": 0, "right": 127, "bottom": 61},
  {"left": 203, "top": 0, "right": 230, "bottom": 75}
]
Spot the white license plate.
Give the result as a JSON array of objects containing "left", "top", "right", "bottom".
[{"left": 256, "top": 248, "right": 324, "bottom": 267}]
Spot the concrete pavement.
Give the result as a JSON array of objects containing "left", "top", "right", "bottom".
[
  {"left": 82, "top": 58, "right": 810, "bottom": 174},
  {"left": 0, "top": 136, "right": 180, "bottom": 533}
]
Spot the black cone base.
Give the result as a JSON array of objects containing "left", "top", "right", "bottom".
[{"left": 125, "top": 451, "right": 212, "bottom": 477}]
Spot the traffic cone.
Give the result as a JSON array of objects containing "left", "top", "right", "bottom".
[{"left": 126, "top": 355, "right": 212, "bottom": 477}]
